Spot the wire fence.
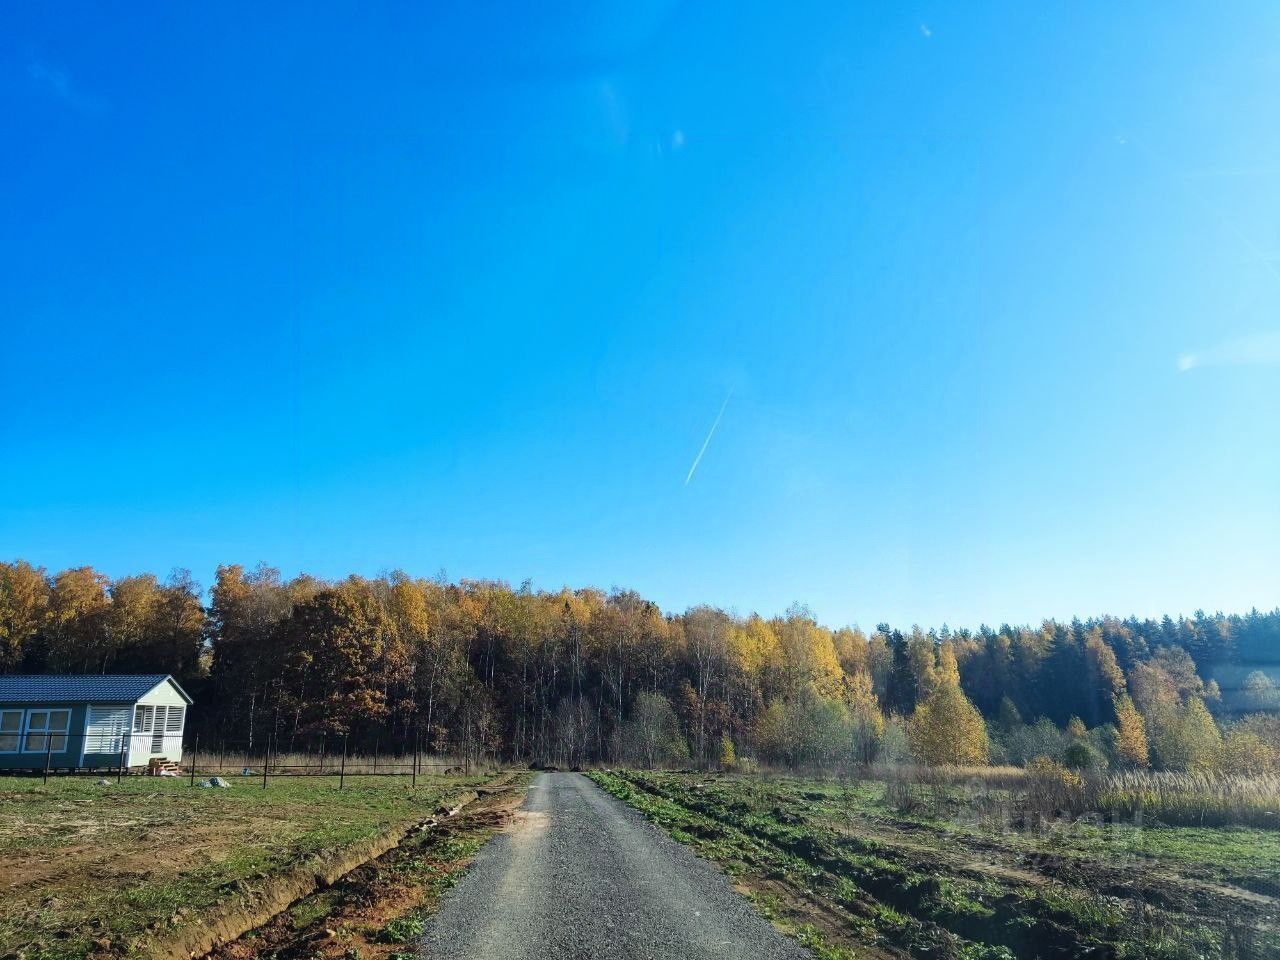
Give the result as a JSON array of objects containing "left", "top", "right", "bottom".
[
  {"left": 0, "top": 730, "right": 180, "bottom": 781},
  {"left": 187, "top": 736, "right": 474, "bottom": 789},
  {"left": 0, "top": 729, "right": 480, "bottom": 790}
]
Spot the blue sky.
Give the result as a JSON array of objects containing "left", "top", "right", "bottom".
[{"left": 2, "top": 3, "right": 1278, "bottom": 629}]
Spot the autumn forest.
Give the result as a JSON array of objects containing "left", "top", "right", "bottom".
[{"left": 1, "top": 559, "right": 1278, "bottom": 774}]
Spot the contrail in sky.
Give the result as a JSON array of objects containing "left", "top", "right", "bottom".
[{"left": 684, "top": 389, "right": 733, "bottom": 486}]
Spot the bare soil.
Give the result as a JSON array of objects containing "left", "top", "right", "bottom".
[
  {"left": 205, "top": 773, "right": 530, "bottom": 960},
  {"left": 0, "top": 774, "right": 485, "bottom": 960}
]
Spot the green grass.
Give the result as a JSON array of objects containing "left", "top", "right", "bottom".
[
  {"left": 379, "top": 910, "right": 430, "bottom": 943},
  {"left": 591, "top": 770, "right": 1280, "bottom": 960},
  {"left": 0, "top": 773, "right": 485, "bottom": 960},
  {"left": 711, "top": 769, "right": 1280, "bottom": 887},
  {"left": 289, "top": 890, "right": 338, "bottom": 929}
]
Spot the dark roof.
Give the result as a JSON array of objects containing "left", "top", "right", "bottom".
[{"left": 0, "top": 674, "right": 192, "bottom": 705}]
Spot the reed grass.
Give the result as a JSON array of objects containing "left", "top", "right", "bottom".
[
  {"left": 1098, "top": 770, "right": 1280, "bottom": 828},
  {"left": 875, "top": 764, "right": 1280, "bottom": 829}
]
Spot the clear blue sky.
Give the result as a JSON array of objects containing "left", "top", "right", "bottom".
[{"left": 2, "top": 3, "right": 1278, "bottom": 629}]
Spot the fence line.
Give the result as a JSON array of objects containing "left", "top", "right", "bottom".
[
  {"left": 0, "top": 730, "right": 181, "bottom": 781},
  {"left": 0, "top": 731, "right": 480, "bottom": 789}
]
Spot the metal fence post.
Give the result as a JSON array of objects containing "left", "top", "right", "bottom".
[
  {"left": 339, "top": 735, "right": 347, "bottom": 790},
  {"left": 412, "top": 731, "right": 418, "bottom": 789},
  {"left": 118, "top": 734, "right": 127, "bottom": 783},
  {"left": 43, "top": 732, "right": 53, "bottom": 784},
  {"left": 190, "top": 734, "right": 199, "bottom": 787},
  {"left": 262, "top": 741, "right": 269, "bottom": 790}
]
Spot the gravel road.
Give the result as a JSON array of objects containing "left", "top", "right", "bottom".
[{"left": 418, "top": 771, "right": 812, "bottom": 959}]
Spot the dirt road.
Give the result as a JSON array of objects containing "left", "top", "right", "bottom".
[{"left": 419, "top": 772, "right": 812, "bottom": 959}]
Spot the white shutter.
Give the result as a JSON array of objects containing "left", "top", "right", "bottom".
[
  {"left": 151, "top": 706, "right": 167, "bottom": 753},
  {"left": 159, "top": 705, "right": 184, "bottom": 757},
  {"left": 86, "top": 706, "right": 130, "bottom": 755}
]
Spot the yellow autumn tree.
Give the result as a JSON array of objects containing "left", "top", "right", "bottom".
[
  {"left": 728, "top": 615, "right": 778, "bottom": 676},
  {"left": 1084, "top": 629, "right": 1126, "bottom": 700},
  {"left": 1220, "top": 731, "right": 1277, "bottom": 776},
  {"left": 907, "top": 630, "right": 941, "bottom": 700},
  {"left": 771, "top": 607, "right": 844, "bottom": 701},
  {"left": 1156, "top": 697, "right": 1222, "bottom": 772},
  {"left": 907, "top": 681, "right": 989, "bottom": 766},
  {"left": 1113, "top": 694, "right": 1150, "bottom": 768},
  {"left": 844, "top": 669, "right": 885, "bottom": 763},
  {"left": 832, "top": 626, "right": 870, "bottom": 676},
  {"left": 0, "top": 561, "right": 50, "bottom": 671},
  {"left": 719, "top": 735, "right": 737, "bottom": 770},
  {"left": 936, "top": 642, "right": 961, "bottom": 688},
  {"left": 46, "top": 566, "right": 112, "bottom": 673}
]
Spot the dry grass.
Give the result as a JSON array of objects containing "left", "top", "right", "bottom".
[
  {"left": 192, "top": 750, "right": 490, "bottom": 777},
  {"left": 876, "top": 763, "right": 1028, "bottom": 789},
  {"left": 1099, "top": 770, "right": 1280, "bottom": 828},
  {"left": 871, "top": 764, "right": 1280, "bottom": 829}
]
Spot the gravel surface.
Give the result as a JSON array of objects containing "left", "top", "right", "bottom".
[{"left": 418, "top": 772, "right": 812, "bottom": 959}]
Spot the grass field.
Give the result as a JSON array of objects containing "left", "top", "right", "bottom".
[
  {"left": 589, "top": 770, "right": 1280, "bottom": 960},
  {"left": 0, "top": 772, "right": 487, "bottom": 960},
  {"left": 209, "top": 772, "right": 531, "bottom": 960}
]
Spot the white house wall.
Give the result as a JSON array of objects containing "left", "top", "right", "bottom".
[
  {"left": 132, "top": 679, "right": 190, "bottom": 765},
  {"left": 137, "top": 680, "right": 190, "bottom": 708}
]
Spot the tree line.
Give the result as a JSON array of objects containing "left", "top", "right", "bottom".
[{"left": 1, "top": 559, "right": 1277, "bottom": 773}]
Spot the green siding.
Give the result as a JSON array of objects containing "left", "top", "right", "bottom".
[{"left": 0, "top": 702, "right": 89, "bottom": 770}]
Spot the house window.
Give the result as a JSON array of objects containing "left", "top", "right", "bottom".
[
  {"left": 134, "top": 705, "right": 154, "bottom": 733},
  {"left": 0, "top": 710, "right": 22, "bottom": 753},
  {"left": 24, "top": 709, "right": 70, "bottom": 753}
]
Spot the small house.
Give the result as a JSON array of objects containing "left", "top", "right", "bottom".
[{"left": 0, "top": 674, "right": 192, "bottom": 772}]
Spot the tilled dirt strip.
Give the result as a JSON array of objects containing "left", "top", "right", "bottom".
[
  {"left": 200, "top": 773, "right": 528, "bottom": 960},
  {"left": 842, "top": 811, "right": 1280, "bottom": 916},
  {"left": 92, "top": 774, "right": 523, "bottom": 960}
]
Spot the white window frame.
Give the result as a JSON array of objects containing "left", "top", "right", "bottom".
[
  {"left": 134, "top": 704, "right": 154, "bottom": 733},
  {"left": 0, "top": 709, "right": 22, "bottom": 754},
  {"left": 23, "top": 708, "right": 71, "bottom": 754}
]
